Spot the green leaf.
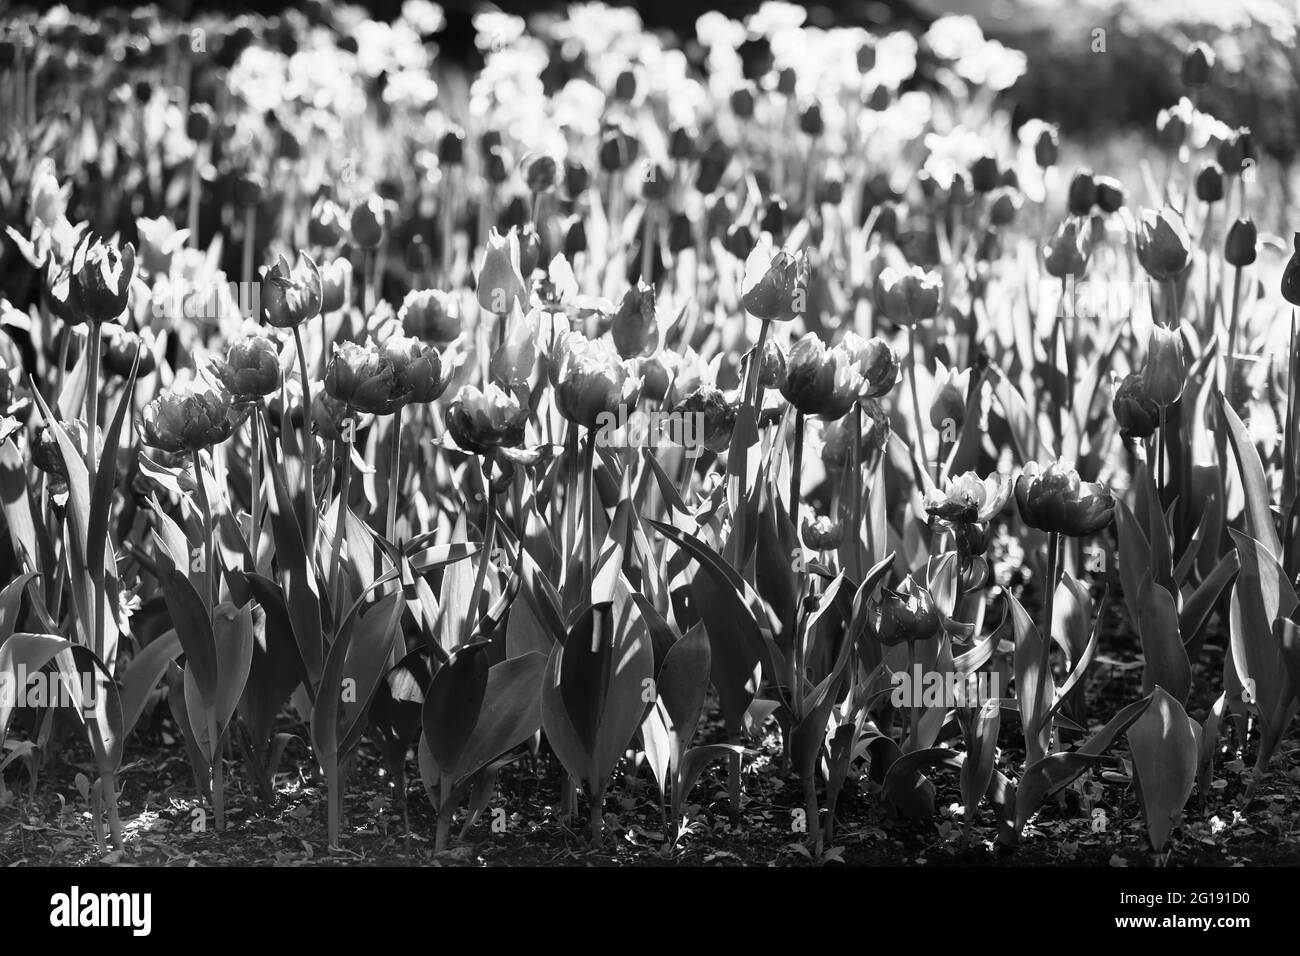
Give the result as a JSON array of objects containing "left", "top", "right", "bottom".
[
  {"left": 422, "top": 643, "right": 490, "bottom": 771},
  {"left": 1219, "top": 394, "right": 1281, "bottom": 558},
  {"left": 1137, "top": 575, "right": 1191, "bottom": 705},
  {"left": 118, "top": 630, "right": 181, "bottom": 740},
  {"left": 1127, "top": 686, "right": 1200, "bottom": 853}
]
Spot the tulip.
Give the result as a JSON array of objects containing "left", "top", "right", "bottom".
[
  {"left": 1033, "top": 124, "right": 1059, "bottom": 168},
  {"left": 349, "top": 194, "right": 386, "bottom": 249},
  {"left": 476, "top": 228, "right": 527, "bottom": 317},
  {"left": 556, "top": 339, "right": 641, "bottom": 430},
  {"left": 564, "top": 159, "right": 590, "bottom": 199},
  {"left": 564, "top": 216, "right": 588, "bottom": 258},
  {"left": 741, "top": 242, "right": 808, "bottom": 321},
  {"left": 1281, "top": 233, "right": 1300, "bottom": 307},
  {"left": 1015, "top": 460, "right": 1114, "bottom": 537},
  {"left": 381, "top": 335, "right": 446, "bottom": 405},
  {"left": 400, "top": 288, "right": 460, "bottom": 344},
  {"left": 671, "top": 385, "right": 736, "bottom": 454},
  {"left": 1112, "top": 372, "right": 1159, "bottom": 440},
  {"left": 780, "top": 333, "right": 860, "bottom": 421},
  {"left": 1216, "top": 128, "right": 1255, "bottom": 177},
  {"left": 988, "top": 187, "right": 1021, "bottom": 226},
  {"left": 1144, "top": 324, "right": 1186, "bottom": 407},
  {"left": 311, "top": 389, "right": 355, "bottom": 442},
  {"left": 185, "top": 103, "right": 213, "bottom": 142},
  {"left": 438, "top": 126, "right": 465, "bottom": 165},
  {"left": 233, "top": 173, "right": 264, "bottom": 208},
  {"left": 1224, "top": 218, "right": 1257, "bottom": 268},
  {"left": 875, "top": 575, "right": 940, "bottom": 646},
  {"left": 141, "top": 380, "right": 246, "bottom": 453},
  {"left": 929, "top": 362, "right": 971, "bottom": 434},
  {"left": 1066, "top": 168, "right": 1097, "bottom": 216},
  {"left": 758, "top": 338, "right": 787, "bottom": 391},
  {"left": 696, "top": 138, "right": 732, "bottom": 195},
  {"left": 1182, "top": 42, "right": 1214, "bottom": 88},
  {"left": 802, "top": 515, "right": 843, "bottom": 551},
  {"left": 969, "top": 155, "right": 1000, "bottom": 194},
  {"left": 611, "top": 281, "right": 658, "bottom": 359},
  {"left": 843, "top": 333, "right": 899, "bottom": 399},
  {"left": 446, "top": 382, "right": 528, "bottom": 455},
  {"left": 725, "top": 224, "right": 756, "bottom": 262},
  {"left": 262, "top": 251, "right": 323, "bottom": 328},
  {"left": 217, "top": 333, "right": 281, "bottom": 402},
  {"left": 1195, "top": 163, "right": 1224, "bottom": 203},
  {"left": 324, "top": 340, "right": 405, "bottom": 414},
  {"left": 103, "top": 328, "right": 156, "bottom": 378},
  {"left": 924, "top": 471, "right": 1011, "bottom": 524},
  {"left": 638, "top": 350, "right": 678, "bottom": 404},
  {"left": 69, "top": 233, "right": 135, "bottom": 325},
  {"left": 876, "top": 265, "right": 941, "bottom": 326},
  {"left": 308, "top": 197, "right": 350, "bottom": 248},
  {"left": 1135, "top": 207, "right": 1192, "bottom": 281},
  {"left": 1095, "top": 176, "right": 1126, "bottom": 214},
  {"left": 320, "top": 257, "right": 351, "bottom": 315},
  {"left": 1043, "top": 217, "right": 1089, "bottom": 280},
  {"left": 521, "top": 153, "right": 559, "bottom": 195},
  {"left": 34, "top": 419, "right": 101, "bottom": 478},
  {"left": 598, "top": 121, "right": 638, "bottom": 172},
  {"left": 799, "top": 104, "right": 823, "bottom": 137}
]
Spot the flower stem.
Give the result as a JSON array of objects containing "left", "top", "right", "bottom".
[
  {"left": 248, "top": 405, "right": 260, "bottom": 562},
  {"left": 908, "top": 324, "right": 927, "bottom": 472},
  {"left": 292, "top": 323, "right": 315, "bottom": 547},
  {"left": 1033, "top": 531, "right": 1061, "bottom": 755},
  {"left": 789, "top": 409, "right": 804, "bottom": 527},
  {"left": 1227, "top": 265, "right": 1243, "bottom": 400},
  {"left": 329, "top": 431, "right": 352, "bottom": 630},
  {"left": 460, "top": 459, "right": 497, "bottom": 648},
  {"left": 386, "top": 412, "right": 402, "bottom": 543},
  {"left": 242, "top": 206, "right": 255, "bottom": 289}
]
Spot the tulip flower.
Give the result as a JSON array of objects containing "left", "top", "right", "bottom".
[
  {"left": 924, "top": 471, "right": 1010, "bottom": 524},
  {"left": 1033, "top": 124, "right": 1059, "bottom": 168},
  {"left": 400, "top": 288, "right": 460, "bottom": 344},
  {"left": 802, "top": 515, "right": 843, "bottom": 550},
  {"left": 1195, "top": 163, "right": 1224, "bottom": 203},
  {"left": 875, "top": 575, "right": 940, "bottom": 646},
  {"left": 476, "top": 228, "right": 527, "bottom": 317},
  {"left": 1015, "top": 460, "right": 1114, "bottom": 537},
  {"left": 521, "top": 153, "right": 558, "bottom": 195},
  {"left": 1043, "top": 217, "right": 1089, "bottom": 280},
  {"left": 780, "top": 333, "right": 861, "bottom": 421},
  {"left": 1066, "top": 168, "right": 1097, "bottom": 216},
  {"left": 1094, "top": 176, "right": 1126, "bottom": 214},
  {"left": 610, "top": 281, "right": 658, "bottom": 359},
  {"left": 261, "top": 251, "right": 323, "bottom": 328},
  {"left": 141, "top": 379, "right": 246, "bottom": 453},
  {"left": 1143, "top": 324, "right": 1186, "bottom": 407},
  {"left": 1112, "top": 372, "right": 1159, "bottom": 440},
  {"left": 1224, "top": 218, "right": 1257, "bottom": 268},
  {"left": 929, "top": 361, "right": 970, "bottom": 434},
  {"left": 843, "top": 333, "right": 899, "bottom": 399},
  {"left": 311, "top": 390, "right": 356, "bottom": 442},
  {"left": 758, "top": 338, "right": 787, "bottom": 391},
  {"left": 1281, "top": 233, "right": 1300, "bottom": 307},
  {"left": 320, "top": 258, "right": 351, "bottom": 314},
  {"left": 741, "top": 241, "right": 809, "bottom": 322},
  {"left": 349, "top": 194, "right": 386, "bottom": 249},
  {"left": 556, "top": 339, "right": 641, "bottom": 431},
  {"left": 34, "top": 419, "right": 101, "bottom": 478},
  {"left": 1135, "top": 207, "right": 1192, "bottom": 282},
  {"left": 1182, "top": 42, "right": 1214, "bottom": 88},
  {"left": 1216, "top": 128, "right": 1256, "bottom": 178},
  {"left": 69, "top": 233, "right": 135, "bottom": 326},
  {"left": 671, "top": 385, "right": 736, "bottom": 455},
  {"left": 309, "top": 197, "right": 350, "bottom": 247},
  {"left": 876, "top": 265, "right": 942, "bottom": 327},
  {"left": 446, "top": 382, "right": 528, "bottom": 455},
  {"left": 324, "top": 340, "right": 404, "bottom": 415},
  {"left": 103, "top": 328, "right": 155, "bottom": 378}
]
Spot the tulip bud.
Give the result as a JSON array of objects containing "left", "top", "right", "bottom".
[
  {"left": 641, "top": 162, "right": 671, "bottom": 202},
  {"left": 1094, "top": 176, "right": 1126, "bottom": 214},
  {"left": 759, "top": 338, "right": 786, "bottom": 391},
  {"left": 484, "top": 147, "right": 508, "bottom": 184},
  {"left": 35, "top": 419, "right": 101, "bottom": 478},
  {"left": 776, "top": 67, "right": 797, "bottom": 95},
  {"left": 1042, "top": 219, "right": 1090, "bottom": 281},
  {"left": 799, "top": 104, "right": 823, "bottom": 137},
  {"left": 1225, "top": 218, "right": 1257, "bottom": 268},
  {"left": 1033, "top": 124, "right": 1059, "bottom": 168},
  {"left": 1282, "top": 233, "right": 1300, "bottom": 307},
  {"left": 1182, "top": 42, "right": 1214, "bottom": 89},
  {"left": 598, "top": 122, "right": 638, "bottom": 172},
  {"left": 262, "top": 251, "right": 323, "bottom": 328},
  {"left": 725, "top": 223, "right": 756, "bottom": 262},
  {"left": 741, "top": 243, "right": 809, "bottom": 321},
  {"left": 438, "top": 126, "right": 465, "bottom": 165},
  {"left": 1195, "top": 163, "right": 1224, "bottom": 203},
  {"left": 611, "top": 282, "right": 658, "bottom": 359},
  {"left": 761, "top": 195, "right": 788, "bottom": 239},
  {"left": 1143, "top": 324, "right": 1186, "bottom": 407},
  {"left": 948, "top": 170, "right": 974, "bottom": 207},
  {"left": 476, "top": 228, "right": 527, "bottom": 316},
  {"left": 668, "top": 213, "right": 694, "bottom": 254},
  {"left": 730, "top": 85, "right": 755, "bottom": 120},
  {"left": 668, "top": 126, "right": 695, "bottom": 161},
  {"left": 988, "top": 187, "right": 1020, "bottom": 226},
  {"left": 186, "top": 103, "right": 213, "bottom": 142},
  {"left": 380, "top": 334, "right": 446, "bottom": 405},
  {"left": 349, "top": 194, "right": 386, "bottom": 249},
  {"left": 929, "top": 364, "right": 970, "bottom": 433},
  {"left": 1067, "top": 168, "right": 1097, "bottom": 216},
  {"left": 671, "top": 385, "right": 736, "bottom": 454},
  {"left": 564, "top": 216, "right": 588, "bottom": 258},
  {"left": 844, "top": 333, "right": 899, "bottom": 399},
  {"left": 1216, "top": 128, "right": 1256, "bottom": 178},
  {"left": 877, "top": 265, "right": 941, "bottom": 326},
  {"left": 1112, "top": 372, "right": 1159, "bottom": 440},
  {"left": 1135, "top": 206, "right": 1192, "bottom": 281},
  {"left": 696, "top": 138, "right": 731, "bottom": 195},
  {"left": 613, "top": 68, "right": 637, "bottom": 102},
  {"left": 969, "top": 155, "right": 1000, "bottom": 194}
]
